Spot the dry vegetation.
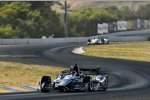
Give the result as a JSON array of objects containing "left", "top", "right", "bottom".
[
  {"left": 52, "top": 1, "right": 149, "bottom": 13},
  {"left": 0, "top": 61, "right": 65, "bottom": 86},
  {"left": 83, "top": 42, "right": 150, "bottom": 62}
]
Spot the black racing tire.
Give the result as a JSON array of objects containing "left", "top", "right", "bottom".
[
  {"left": 83, "top": 76, "right": 92, "bottom": 92},
  {"left": 40, "top": 76, "right": 51, "bottom": 93},
  {"left": 102, "top": 39, "right": 104, "bottom": 44},
  {"left": 41, "top": 76, "right": 51, "bottom": 83},
  {"left": 41, "top": 89, "right": 50, "bottom": 93},
  {"left": 101, "top": 78, "right": 108, "bottom": 91},
  {"left": 107, "top": 40, "right": 109, "bottom": 44}
]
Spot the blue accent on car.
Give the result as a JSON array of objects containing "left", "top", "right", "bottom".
[
  {"left": 21, "top": 86, "right": 37, "bottom": 91},
  {"left": 100, "top": 76, "right": 104, "bottom": 80},
  {"left": 3, "top": 87, "right": 22, "bottom": 92}
]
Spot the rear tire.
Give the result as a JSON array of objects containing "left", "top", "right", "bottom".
[
  {"left": 101, "top": 78, "right": 108, "bottom": 91},
  {"left": 102, "top": 39, "right": 104, "bottom": 44},
  {"left": 41, "top": 76, "right": 51, "bottom": 83}
]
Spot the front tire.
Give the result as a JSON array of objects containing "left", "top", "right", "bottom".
[
  {"left": 40, "top": 76, "right": 51, "bottom": 93},
  {"left": 41, "top": 89, "right": 50, "bottom": 93}
]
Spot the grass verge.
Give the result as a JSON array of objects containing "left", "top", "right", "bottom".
[
  {"left": 0, "top": 61, "right": 65, "bottom": 87},
  {"left": 83, "top": 42, "right": 150, "bottom": 62}
]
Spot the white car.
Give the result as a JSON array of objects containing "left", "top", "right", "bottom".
[{"left": 87, "top": 37, "right": 109, "bottom": 45}]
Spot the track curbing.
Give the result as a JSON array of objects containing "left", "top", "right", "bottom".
[{"left": 0, "top": 86, "right": 37, "bottom": 93}]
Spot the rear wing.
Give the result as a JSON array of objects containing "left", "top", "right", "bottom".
[
  {"left": 80, "top": 68, "right": 107, "bottom": 75},
  {"left": 99, "top": 71, "right": 108, "bottom": 75},
  {"left": 61, "top": 68, "right": 108, "bottom": 75}
]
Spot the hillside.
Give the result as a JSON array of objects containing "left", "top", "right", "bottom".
[{"left": 52, "top": 1, "right": 150, "bottom": 13}]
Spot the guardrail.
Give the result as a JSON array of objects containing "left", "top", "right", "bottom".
[
  {"left": 0, "top": 37, "right": 88, "bottom": 45},
  {"left": 109, "top": 36, "right": 149, "bottom": 42},
  {"left": 90, "top": 30, "right": 150, "bottom": 42},
  {"left": 0, "top": 30, "right": 149, "bottom": 45},
  {"left": 0, "top": 36, "right": 149, "bottom": 45}
]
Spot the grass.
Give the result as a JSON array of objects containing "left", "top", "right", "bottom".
[
  {"left": 0, "top": 61, "right": 65, "bottom": 87},
  {"left": 83, "top": 42, "right": 150, "bottom": 62}
]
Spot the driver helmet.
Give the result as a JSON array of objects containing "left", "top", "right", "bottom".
[
  {"left": 75, "top": 63, "right": 78, "bottom": 66},
  {"left": 96, "top": 66, "right": 101, "bottom": 74}
]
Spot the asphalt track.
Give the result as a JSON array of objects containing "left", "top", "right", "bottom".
[{"left": 0, "top": 43, "right": 150, "bottom": 100}]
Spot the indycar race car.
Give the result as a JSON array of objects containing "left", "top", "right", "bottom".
[
  {"left": 39, "top": 66, "right": 108, "bottom": 92},
  {"left": 87, "top": 37, "right": 109, "bottom": 45}
]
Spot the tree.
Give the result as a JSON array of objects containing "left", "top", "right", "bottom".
[
  {"left": 68, "top": 8, "right": 118, "bottom": 36},
  {"left": 136, "top": 3, "right": 150, "bottom": 19},
  {"left": 0, "top": 1, "right": 64, "bottom": 38}
]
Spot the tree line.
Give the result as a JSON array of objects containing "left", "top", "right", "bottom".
[
  {"left": 68, "top": 4, "right": 150, "bottom": 37},
  {"left": 0, "top": 1, "right": 150, "bottom": 38},
  {"left": 0, "top": 2, "right": 64, "bottom": 38}
]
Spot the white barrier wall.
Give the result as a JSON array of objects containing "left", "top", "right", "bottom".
[
  {"left": 1, "top": 39, "right": 16, "bottom": 45},
  {"left": 0, "top": 35, "right": 149, "bottom": 45},
  {"left": 110, "top": 36, "right": 149, "bottom": 42},
  {"left": 16, "top": 39, "right": 29, "bottom": 45},
  {"left": 0, "top": 37, "right": 88, "bottom": 45}
]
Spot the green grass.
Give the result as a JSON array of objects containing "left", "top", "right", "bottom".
[
  {"left": 0, "top": 61, "right": 65, "bottom": 86},
  {"left": 83, "top": 42, "right": 150, "bottom": 62}
]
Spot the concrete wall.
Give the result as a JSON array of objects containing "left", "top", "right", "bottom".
[
  {"left": 109, "top": 36, "right": 149, "bottom": 42},
  {"left": 0, "top": 35, "right": 149, "bottom": 45},
  {"left": 0, "top": 37, "right": 88, "bottom": 45}
]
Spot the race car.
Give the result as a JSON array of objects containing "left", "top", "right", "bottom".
[
  {"left": 38, "top": 66, "right": 109, "bottom": 92},
  {"left": 87, "top": 37, "right": 109, "bottom": 45}
]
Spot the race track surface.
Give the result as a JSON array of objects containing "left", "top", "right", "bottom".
[{"left": 0, "top": 44, "right": 150, "bottom": 100}]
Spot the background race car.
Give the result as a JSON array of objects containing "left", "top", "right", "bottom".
[{"left": 87, "top": 37, "right": 109, "bottom": 45}]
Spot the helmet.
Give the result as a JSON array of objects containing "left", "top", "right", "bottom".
[
  {"left": 75, "top": 63, "right": 78, "bottom": 66},
  {"left": 97, "top": 66, "right": 100, "bottom": 70},
  {"left": 96, "top": 66, "right": 101, "bottom": 74}
]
